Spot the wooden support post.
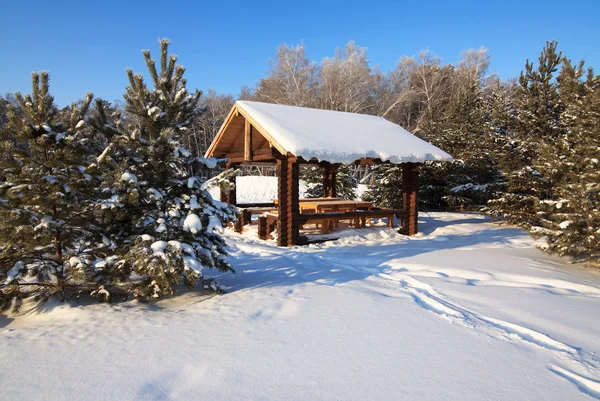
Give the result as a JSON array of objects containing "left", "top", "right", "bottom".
[
  {"left": 277, "top": 156, "right": 300, "bottom": 247},
  {"left": 258, "top": 216, "right": 268, "bottom": 240},
  {"left": 400, "top": 163, "right": 419, "bottom": 236},
  {"left": 234, "top": 209, "right": 251, "bottom": 233},
  {"left": 220, "top": 168, "right": 237, "bottom": 205},
  {"left": 244, "top": 119, "right": 252, "bottom": 161},
  {"left": 234, "top": 217, "right": 243, "bottom": 233},
  {"left": 321, "top": 162, "right": 338, "bottom": 198}
]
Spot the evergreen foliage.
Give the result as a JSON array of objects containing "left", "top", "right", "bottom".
[
  {"left": 0, "top": 72, "right": 101, "bottom": 313},
  {"left": 548, "top": 61, "right": 600, "bottom": 259},
  {"left": 1, "top": 38, "right": 598, "bottom": 309},
  {"left": 0, "top": 40, "right": 237, "bottom": 312},
  {"left": 417, "top": 53, "right": 504, "bottom": 210},
  {"left": 90, "top": 39, "right": 236, "bottom": 301},
  {"left": 362, "top": 165, "right": 403, "bottom": 209},
  {"left": 302, "top": 165, "right": 357, "bottom": 200},
  {"left": 486, "top": 42, "right": 599, "bottom": 261}
]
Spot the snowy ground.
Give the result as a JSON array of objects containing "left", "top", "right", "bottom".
[{"left": 1, "top": 212, "right": 600, "bottom": 400}]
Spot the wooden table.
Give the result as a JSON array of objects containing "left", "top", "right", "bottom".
[
  {"left": 297, "top": 200, "right": 373, "bottom": 233},
  {"left": 270, "top": 198, "right": 375, "bottom": 233},
  {"left": 298, "top": 200, "right": 373, "bottom": 213},
  {"left": 273, "top": 197, "right": 340, "bottom": 206}
]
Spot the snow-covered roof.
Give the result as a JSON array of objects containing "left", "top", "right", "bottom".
[{"left": 206, "top": 100, "right": 452, "bottom": 164}]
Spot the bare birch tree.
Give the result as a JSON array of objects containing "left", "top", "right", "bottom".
[
  {"left": 318, "top": 41, "right": 377, "bottom": 113},
  {"left": 253, "top": 43, "right": 318, "bottom": 107}
]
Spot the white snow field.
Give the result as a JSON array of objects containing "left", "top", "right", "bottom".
[{"left": 2, "top": 215, "right": 600, "bottom": 399}]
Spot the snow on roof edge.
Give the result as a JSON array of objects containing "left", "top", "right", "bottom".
[{"left": 235, "top": 100, "right": 453, "bottom": 164}]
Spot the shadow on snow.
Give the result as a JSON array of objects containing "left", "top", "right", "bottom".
[{"left": 215, "top": 214, "right": 527, "bottom": 293}]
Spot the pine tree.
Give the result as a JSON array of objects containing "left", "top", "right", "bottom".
[
  {"left": 0, "top": 72, "right": 102, "bottom": 313},
  {"left": 91, "top": 39, "right": 236, "bottom": 301},
  {"left": 301, "top": 165, "right": 357, "bottom": 200},
  {"left": 487, "top": 41, "right": 564, "bottom": 227}
]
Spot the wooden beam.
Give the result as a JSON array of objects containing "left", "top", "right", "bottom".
[
  {"left": 224, "top": 146, "right": 284, "bottom": 164},
  {"left": 400, "top": 163, "right": 419, "bottom": 236},
  {"left": 277, "top": 156, "right": 300, "bottom": 247},
  {"left": 204, "top": 104, "right": 240, "bottom": 158},
  {"left": 320, "top": 161, "right": 339, "bottom": 198},
  {"left": 351, "top": 157, "right": 389, "bottom": 166},
  {"left": 236, "top": 105, "right": 288, "bottom": 156},
  {"left": 244, "top": 119, "right": 252, "bottom": 161}
]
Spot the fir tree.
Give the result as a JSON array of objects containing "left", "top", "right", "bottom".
[
  {"left": 0, "top": 72, "right": 103, "bottom": 313},
  {"left": 91, "top": 39, "right": 236, "bottom": 301}
]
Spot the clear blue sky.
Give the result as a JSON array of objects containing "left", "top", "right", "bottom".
[{"left": 1, "top": 0, "right": 598, "bottom": 106}]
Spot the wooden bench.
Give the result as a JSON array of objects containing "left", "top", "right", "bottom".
[
  {"left": 258, "top": 213, "right": 279, "bottom": 240},
  {"left": 298, "top": 209, "right": 404, "bottom": 233},
  {"left": 235, "top": 206, "right": 278, "bottom": 232},
  {"left": 258, "top": 209, "right": 405, "bottom": 238}
]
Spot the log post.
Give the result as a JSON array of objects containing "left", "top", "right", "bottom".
[
  {"left": 258, "top": 216, "right": 268, "bottom": 240},
  {"left": 220, "top": 168, "right": 237, "bottom": 205},
  {"left": 321, "top": 162, "right": 338, "bottom": 198},
  {"left": 400, "top": 163, "right": 419, "bottom": 236},
  {"left": 277, "top": 156, "right": 300, "bottom": 246}
]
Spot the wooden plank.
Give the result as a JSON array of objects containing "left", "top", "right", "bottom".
[
  {"left": 236, "top": 106, "right": 288, "bottom": 156},
  {"left": 253, "top": 147, "right": 273, "bottom": 156},
  {"left": 274, "top": 197, "right": 339, "bottom": 205},
  {"left": 204, "top": 104, "right": 240, "bottom": 158},
  {"left": 222, "top": 152, "right": 244, "bottom": 160},
  {"left": 295, "top": 208, "right": 403, "bottom": 232},
  {"left": 226, "top": 147, "right": 284, "bottom": 164},
  {"left": 298, "top": 200, "right": 372, "bottom": 211},
  {"left": 236, "top": 202, "right": 276, "bottom": 208},
  {"left": 295, "top": 209, "right": 404, "bottom": 220},
  {"left": 244, "top": 119, "right": 252, "bottom": 161}
]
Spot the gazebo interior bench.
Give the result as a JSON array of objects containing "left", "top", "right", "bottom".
[
  {"left": 257, "top": 209, "right": 405, "bottom": 239},
  {"left": 234, "top": 206, "right": 279, "bottom": 232}
]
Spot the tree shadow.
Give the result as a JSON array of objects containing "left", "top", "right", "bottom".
[
  {"left": 0, "top": 315, "right": 14, "bottom": 329},
  {"left": 417, "top": 213, "right": 491, "bottom": 236}
]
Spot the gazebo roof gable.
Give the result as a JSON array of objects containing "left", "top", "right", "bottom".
[{"left": 205, "top": 101, "right": 453, "bottom": 164}]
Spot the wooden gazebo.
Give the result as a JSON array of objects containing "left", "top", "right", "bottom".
[{"left": 205, "top": 101, "right": 452, "bottom": 247}]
